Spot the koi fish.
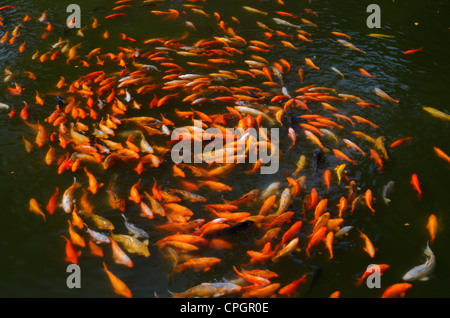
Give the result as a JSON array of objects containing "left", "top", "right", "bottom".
[
  {"left": 410, "top": 173, "right": 422, "bottom": 199},
  {"left": 370, "top": 149, "right": 383, "bottom": 172},
  {"left": 433, "top": 147, "right": 450, "bottom": 165},
  {"left": 305, "top": 227, "right": 326, "bottom": 258},
  {"left": 176, "top": 257, "right": 221, "bottom": 273},
  {"left": 242, "top": 283, "right": 281, "bottom": 298},
  {"left": 332, "top": 149, "right": 358, "bottom": 164},
  {"left": 402, "top": 242, "right": 435, "bottom": 282},
  {"left": 110, "top": 233, "right": 150, "bottom": 257},
  {"left": 403, "top": 47, "right": 423, "bottom": 55},
  {"left": 426, "top": 214, "right": 437, "bottom": 243},
  {"left": 84, "top": 167, "right": 103, "bottom": 194},
  {"left": 272, "top": 238, "right": 299, "bottom": 262},
  {"left": 359, "top": 230, "right": 376, "bottom": 258},
  {"left": 343, "top": 139, "right": 365, "bottom": 157},
  {"left": 382, "top": 181, "right": 394, "bottom": 205},
  {"left": 334, "top": 164, "right": 346, "bottom": 185},
  {"left": 275, "top": 188, "right": 292, "bottom": 215},
  {"left": 288, "top": 127, "right": 297, "bottom": 149},
  {"left": 325, "top": 231, "right": 334, "bottom": 259},
  {"left": 331, "top": 31, "right": 351, "bottom": 39},
  {"left": 61, "top": 235, "right": 81, "bottom": 264},
  {"left": 422, "top": 106, "right": 450, "bottom": 122},
  {"left": 335, "top": 225, "right": 353, "bottom": 239},
  {"left": 242, "top": 6, "right": 268, "bottom": 15},
  {"left": 368, "top": 33, "right": 394, "bottom": 38},
  {"left": 223, "top": 189, "right": 259, "bottom": 206},
  {"left": 273, "top": 18, "right": 302, "bottom": 28},
  {"left": 358, "top": 68, "right": 376, "bottom": 78},
  {"left": 336, "top": 197, "right": 348, "bottom": 218},
  {"left": 390, "top": 137, "right": 413, "bottom": 148},
  {"left": 305, "top": 57, "right": 320, "bottom": 70},
  {"left": 29, "top": 198, "right": 46, "bottom": 221},
  {"left": 109, "top": 238, "right": 133, "bottom": 267},
  {"left": 337, "top": 39, "right": 365, "bottom": 54},
  {"left": 304, "top": 130, "right": 329, "bottom": 153},
  {"left": 374, "top": 87, "right": 399, "bottom": 104},
  {"left": 46, "top": 187, "right": 59, "bottom": 214},
  {"left": 331, "top": 67, "right": 345, "bottom": 78},
  {"left": 68, "top": 220, "right": 85, "bottom": 248},
  {"left": 363, "top": 189, "right": 375, "bottom": 215},
  {"left": 278, "top": 274, "right": 308, "bottom": 297},
  {"left": 0, "top": 6, "right": 18, "bottom": 11},
  {"left": 62, "top": 179, "right": 80, "bottom": 213},
  {"left": 170, "top": 282, "right": 242, "bottom": 298},
  {"left": 103, "top": 262, "right": 132, "bottom": 298},
  {"left": 382, "top": 283, "right": 412, "bottom": 298}
]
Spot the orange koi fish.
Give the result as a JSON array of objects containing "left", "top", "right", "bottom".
[
  {"left": 109, "top": 238, "right": 133, "bottom": 268},
  {"left": 305, "top": 57, "right": 320, "bottom": 70},
  {"left": 426, "top": 214, "right": 437, "bottom": 243},
  {"left": 352, "top": 115, "right": 378, "bottom": 129},
  {"left": 84, "top": 167, "right": 104, "bottom": 194},
  {"left": 46, "top": 187, "right": 59, "bottom": 215},
  {"left": 128, "top": 179, "right": 142, "bottom": 204},
  {"left": 337, "top": 196, "right": 348, "bottom": 218},
  {"left": 105, "top": 13, "right": 126, "bottom": 19},
  {"left": 61, "top": 235, "right": 81, "bottom": 264},
  {"left": 390, "top": 137, "right": 413, "bottom": 148},
  {"left": 332, "top": 149, "right": 358, "bottom": 164},
  {"left": 281, "top": 221, "right": 303, "bottom": 246},
  {"left": 278, "top": 274, "right": 308, "bottom": 297},
  {"left": 68, "top": 220, "right": 85, "bottom": 248},
  {"left": 103, "top": 262, "right": 132, "bottom": 298},
  {"left": 175, "top": 257, "right": 221, "bottom": 273},
  {"left": 359, "top": 230, "right": 376, "bottom": 258},
  {"left": 29, "top": 198, "right": 46, "bottom": 221},
  {"left": 433, "top": 147, "right": 450, "bottom": 165},
  {"left": 325, "top": 231, "right": 334, "bottom": 259},
  {"left": 364, "top": 189, "right": 376, "bottom": 215},
  {"left": 331, "top": 31, "right": 351, "bottom": 39},
  {"left": 358, "top": 68, "right": 376, "bottom": 78},
  {"left": 305, "top": 227, "right": 326, "bottom": 257},
  {"left": 382, "top": 283, "right": 412, "bottom": 298},
  {"left": 241, "top": 283, "right": 280, "bottom": 298},
  {"left": 370, "top": 149, "right": 383, "bottom": 172},
  {"left": 403, "top": 47, "right": 423, "bottom": 55},
  {"left": 410, "top": 173, "right": 422, "bottom": 199},
  {"left": 233, "top": 266, "right": 271, "bottom": 286}
]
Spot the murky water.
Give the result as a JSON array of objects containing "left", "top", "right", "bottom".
[{"left": 0, "top": 0, "right": 449, "bottom": 298}]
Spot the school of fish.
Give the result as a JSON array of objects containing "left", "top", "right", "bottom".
[{"left": 1, "top": 0, "right": 447, "bottom": 298}]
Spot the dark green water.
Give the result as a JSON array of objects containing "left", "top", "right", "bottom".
[{"left": 0, "top": 0, "right": 449, "bottom": 298}]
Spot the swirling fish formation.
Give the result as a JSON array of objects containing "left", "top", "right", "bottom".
[{"left": 1, "top": 0, "right": 446, "bottom": 298}]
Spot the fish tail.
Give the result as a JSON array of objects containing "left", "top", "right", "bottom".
[
  {"left": 168, "top": 291, "right": 183, "bottom": 298},
  {"left": 354, "top": 277, "right": 364, "bottom": 286}
]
